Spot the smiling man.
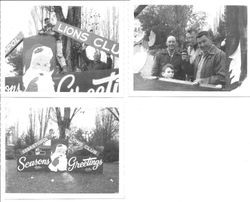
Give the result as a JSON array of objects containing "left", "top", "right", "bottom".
[
  {"left": 151, "top": 35, "right": 188, "bottom": 80},
  {"left": 192, "top": 31, "right": 228, "bottom": 86}
]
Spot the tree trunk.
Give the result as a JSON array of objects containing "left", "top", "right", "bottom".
[
  {"left": 55, "top": 107, "right": 80, "bottom": 139},
  {"left": 54, "top": 6, "right": 81, "bottom": 72}
]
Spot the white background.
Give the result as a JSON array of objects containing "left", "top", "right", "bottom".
[
  {"left": 1, "top": 0, "right": 250, "bottom": 202},
  {"left": 2, "top": 98, "right": 250, "bottom": 202}
]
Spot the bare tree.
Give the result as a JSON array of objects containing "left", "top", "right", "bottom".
[
  {"left": 51, "top": 107, "right": 81, "bottom": 139},
  {"left": 106, "top": 107, "right": 119, "bottom": 121},
  {"left": 93, "top": 109, "right": 119, "bottom": 146},
  {"left": 53, "top": 6, "right": 81, "bottom": 72},
  {"left": 38, "top": 108, "right": 52, "bottom": 139}
]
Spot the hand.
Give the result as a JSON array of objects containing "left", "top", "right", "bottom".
[
  {"left": 181, "top": 54, "right": 189, "bottom": 62},
  {"left": 81, "top": 43, "right": 88, "bottom": 50},
  {"left": 193, "top": 78, "right": 205, "bottom": 85}
]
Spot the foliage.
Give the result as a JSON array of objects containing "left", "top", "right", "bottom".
[
  {"left": 6, "top": 48, "right": 23, "bottom": 75},
  {"left": 103, "top": 140, "right": 119, "bottom": 162},
  {"left": 90, "top": 109, "right": 119, "bottom": 162},
  {"left": 137, "top": 5, "right": 207, "bottom": 49},
  {"left": 91, "top": 110, "right": 119, "bottom": 146},
  {"left": 24, "top": 127, "right": 36, "bottom": 146}
]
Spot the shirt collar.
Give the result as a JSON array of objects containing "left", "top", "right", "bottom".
[{"left": 167, "top": 48, "right": 176, "bottom": 57}]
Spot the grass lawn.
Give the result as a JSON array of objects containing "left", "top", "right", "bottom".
[{"left": 6, "top": 160, "right": 119, "bottom": 193}]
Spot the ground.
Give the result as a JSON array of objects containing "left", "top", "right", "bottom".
[{"left": 6, "top": 160, "right": 119, "bottom": 193}]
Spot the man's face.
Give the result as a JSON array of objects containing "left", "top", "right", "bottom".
[
  {"left": 186, "top": 32, "right": 196, "bottom": 47},
  {"left": 166, "top": 37, "right": 176, "bottom": 51},
  {"left": 197, "top": 35, "right": 212, "bottom": 52},
  {"left": 93, "top": 52, "right": 101, "bottom": 62}
]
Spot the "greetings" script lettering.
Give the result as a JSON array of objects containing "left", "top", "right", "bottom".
[
  {"left": 67, "top": 156, "right": 103, "bottom": 172},
  {"left": 56, "top": 72, "right": 119, "bottom": 93}
]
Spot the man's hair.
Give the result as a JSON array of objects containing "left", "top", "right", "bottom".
[
  {"left": 162, "top": 63, "right": 174, "bottom": 72},
  {"left": 49, "top": 129, "right": 54, "bottom": 132},
  {"left": 196, "top": 31, "right": 210, "bottom": 39},
  {"left": 187, "top": 28, "right": 197, "bottom": 34},
  {"left": 44, "top": 18, "right": 50, "bottom": 22}
]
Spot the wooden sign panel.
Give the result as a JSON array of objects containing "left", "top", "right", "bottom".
[
  {"left": 54, "top": 21, "right": 119, "bottom": 57},
  {"left": 5, "top": 32, "right": 24, "bottom": 57},
  {"left": 17, "top": 155, "right": 51, "bottom": 172},
  {"left": 5, "top": 69, "right": 119, "bottom": 92}
]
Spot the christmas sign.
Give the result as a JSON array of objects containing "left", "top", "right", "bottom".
[
  {"left": 5, "top": 69, "right": 119, "bottom": 93},
  {"left": 17, "top": 137, "right": 103, "bottom": 174},
  {"left": 54, "top": 21, "right": 119, "bottom": 57}
]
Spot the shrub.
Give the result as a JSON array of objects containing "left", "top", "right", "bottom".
[{"left": 103, "top": 140, "right": 119, "bottom": 162}]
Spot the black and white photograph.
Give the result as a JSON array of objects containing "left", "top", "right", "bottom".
[
  {"left": 133, "top": 5, "right": 248, "bottom": 93},
  {"left": 1, "top": 1, "right": 250, "bottom": 202},
  {"left": 2, "top": 1, "right": 119, "bottom": 94},
  {"left": 3, "top": 100, "right": 120, "bottom": 198}
]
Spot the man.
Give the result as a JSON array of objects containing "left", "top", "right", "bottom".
[
  {"left": 81, "top": 44, "right": 112, "bottom": 70},
  {"left": 39, "top": 18, "right": 67, "bottom": 73},
  {"left": 186, "top": 28, "right": 201, "bottom": 65},
  {"left": 191, "top": 31, "right": 228, "bottom": 86},
  {"left": 151, "top": 36, "right": 188, "bottom": 80}
]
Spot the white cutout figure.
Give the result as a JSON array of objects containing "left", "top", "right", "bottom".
[
  {"left": 23, "top": 46, "right": 55, "bottom": 92},
  {"left": 48, "top": 144, "right": 68, "bottom": 172}
]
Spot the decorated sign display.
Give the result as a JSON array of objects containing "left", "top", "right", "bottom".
[
  {"left": 5, "top": 69, "right": 119, "bottom": 92},
  {"left": 54, "top": 21, "right": 119, "bottom": 57},
  {"left": 5, "top": 32, "right": 24, "bottom": 57},
  {"left": 17, "top": 135, "right": 103, "bottom": 173}
]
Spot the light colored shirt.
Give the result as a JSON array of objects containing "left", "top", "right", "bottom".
[
  {"left": 188, "top": 46, "right": 200, "bottom": 64},
  {"left": 196, "top": 54, "right": 205, "bottom": 79}
]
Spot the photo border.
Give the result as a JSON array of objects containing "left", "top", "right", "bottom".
[{"left": 1, "top": 98, "right": 125, "bottom": 200}]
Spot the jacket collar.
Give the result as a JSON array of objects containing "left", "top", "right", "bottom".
[
  {"left": 199, "top": 44, "right": 217, "bottom": 56},
  {"left": 161, "top": 48, "right": 180, "bottom": 56}
]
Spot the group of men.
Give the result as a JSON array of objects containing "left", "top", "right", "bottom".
[
  {"left": 39, "top": 18, "right": 113, "bottom": 73},
  {"left": 151, "top": 29, "right": 228, "bottom": 86}
]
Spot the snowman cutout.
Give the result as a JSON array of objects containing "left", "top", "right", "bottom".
[
  {"left": 23, "top": 46, "right": 55, "bottom": 92},
  {"left": 48, "top": 144, "right": 68, "bottom": 172}
]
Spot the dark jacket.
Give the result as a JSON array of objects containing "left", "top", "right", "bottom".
[
  {"left": 82, "top": 50, "right": 112, "bottom": 70},
  {"left": 191, "top": 45, "right": 227, "bottom": 85},
  {"left": 151, "top": 49, "right": 189, "bottom": 80}
]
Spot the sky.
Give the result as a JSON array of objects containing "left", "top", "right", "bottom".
[
  {"left": 193, "top": 4, "right": 225, "bottom": 31},
  {"left": 5, "top": 106, "right": 99, "bottom": 138}
]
